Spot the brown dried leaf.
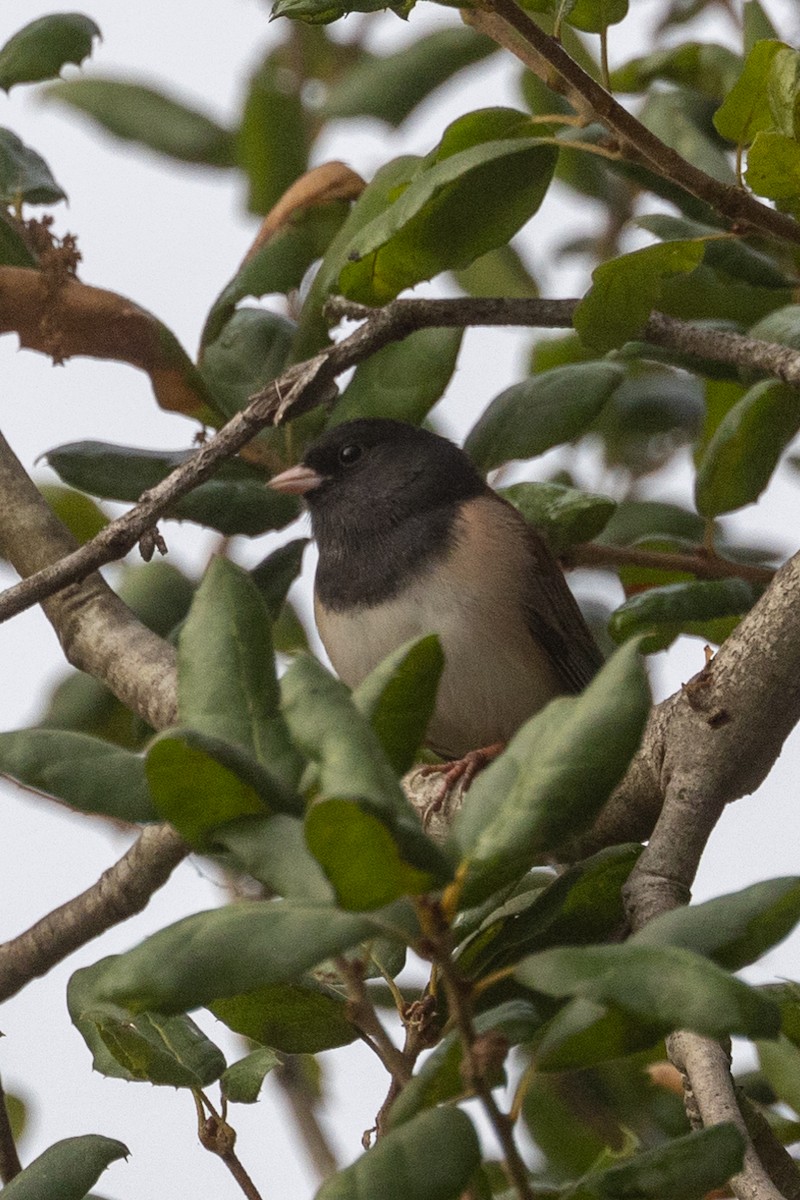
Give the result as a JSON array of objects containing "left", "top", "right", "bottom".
[{"left": 0, "top": 266, "right": 217, "bottom": 421}]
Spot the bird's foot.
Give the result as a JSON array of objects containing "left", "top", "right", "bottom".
[{"left": 418, "top": 743, "right": 505, "bottom": 827}]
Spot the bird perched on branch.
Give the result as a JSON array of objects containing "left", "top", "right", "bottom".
[{"left": 269, "top": 417, "right": 603, "bottom": 789}]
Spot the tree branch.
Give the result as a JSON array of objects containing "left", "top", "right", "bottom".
[
  {"left": 565, "top": 542, "right": 775, "bottom": 586},
  {"left": 3, "top": 297, "right": 800, "bottom": 627},
  {"left": 0, "top": 431, "right": 188, "bottom": 997},
  {"left": 467, "top": 1, "right": 800, "bottom": 248},
  {"left": 615, "top": 551, "right": 800, "bottom": 1200},
  {"left": 668, "top": 1033, "right": 787, "bottom": 1200},
  {"left": 0, "top": 823, "right": 187, "bottom": 1003}
]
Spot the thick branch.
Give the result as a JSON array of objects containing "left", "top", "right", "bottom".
[
  {"left": 3, "top": 297, "right": 800, "bottom": 627},
  {"left": 0, "top": 824, "right": 187, "bottom": 1003},
  {"left": 0, "top": 431, "right": 187, "bottom": 996},
  {"left": 468, "top": 1, "right": 800, "bottom": 247},
  {"left": 615, "top": 552, "right": 800, "bottom": 1200},
  {"left": 668, "top": 1033, "right": 786, "bottom": 1200}
]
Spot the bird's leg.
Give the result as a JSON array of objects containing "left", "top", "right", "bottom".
[{"left": 419, "top": 742, "right": 505, "bottom": 813}]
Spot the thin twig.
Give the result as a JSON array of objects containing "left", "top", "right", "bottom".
[
  {"left": 193, "top": 1091, "right": 264, "bottom": 1200},
  {"left": 422, "top": 904, "right": 534, "bottom": 1200},
  {"left": 336, "top": 957, "right": 411, "bottom": 1090},
  {"left": 0, "top": 1076, "right": 22, "bottom": 1183},
  {"left": 3, "top": 296, "right": 800, "bottom": 628},
  {"left": 470, "top": 0, "right": 800, "bottom": 247},
  {"left": 273, "top": 1058, "right": 338, "bottom": 1180},
  {"left": 566, "top": 542, "right": 776, "bottom": 586}
]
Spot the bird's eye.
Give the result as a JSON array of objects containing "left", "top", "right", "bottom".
[{"left": 338, "top": 443, "right": 362, "bottom": 466}]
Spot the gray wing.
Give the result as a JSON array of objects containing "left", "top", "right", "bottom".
[{"left": 518, "top": 517, "right": 605, "bottom": 695}]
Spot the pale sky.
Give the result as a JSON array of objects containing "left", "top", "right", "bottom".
[{"left": 0, "top": 1, "right": 799, "bottom": 1196}]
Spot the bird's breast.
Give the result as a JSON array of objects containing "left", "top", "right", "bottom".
[{"left": 315, "top": 498, "right": 564, "bottom": 758}]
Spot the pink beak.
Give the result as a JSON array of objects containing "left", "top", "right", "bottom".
[{"left": 268, "top": 464, "right": 324, "bottom": 496}]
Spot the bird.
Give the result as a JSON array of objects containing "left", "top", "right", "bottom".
[{"left": 268, "top": 418, "right": 604, "bottom": 789}]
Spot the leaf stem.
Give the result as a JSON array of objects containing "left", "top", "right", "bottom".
[{"left": 192, "top": 1090, "right": 264, "bottom": 1200}]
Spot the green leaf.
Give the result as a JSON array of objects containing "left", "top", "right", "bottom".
[
  {"left": 762, "top": 980, "right": 800, "bottom": 1047},
  {"left": 758, "top": 1035, "right": 800, "bottom": 1116},
  {"left": 517, "top": 943, "right": 780, "bottom": 1040},
  {"left": 117, "top": 560, "right": 195, "bottom": 637},
  {"left": 145, "top": 729, "right": 299, "bottom": 848},
  {"left": 0, "top": 1135, "right": 128, "bottom": 1200},
  {"left": 46, "top": 77, "right": 236, "bottom": 166},
  {"left": 745, "top": 130, "right": 800, "bottom": 217},
  {"left": 464, "top": 362, "right": 624, "bottom": 471},
  {"left": 0, "top": 729, "right": 155, "bottom": 821},
  {"left": 84, "top": 900, "right": 381, "bottom": 1014},
  {"left": 0, "top": 127, "right": 66, "bottom": 205},
  {"left": 452, "top": 641, "right": 650, "bottom": 904},
  {"left": 329, "top": 327, "right": 463, "bottom": 427},
  {"left": 565, "top": 0, "right": 628, "bottom": 34},
  {"left": 535, "top": 996, "right": 661, "bottom": 1069},
  {"left": 574, "top": 241, "right": 705, "bottom": 352},
  {"left": 250, "top": 539, "right": 309, "bottom": 620},
  {"left": 323, "top": 28, "right": 497, "bottom": 126},
  {"left": 352, "top": 636, "right": 445, "bottom": 775},
  {"left": 272, "top": 0, "right": 406, "bottom": 25},
  {"left": 499, "top": 482, "right": 616, "bottom": 552},
  {"left": 637, "top": 213, "right": 793, "bottom": 288},
  {"left": 211, "top": 979, "right": 357, "bottom": 1053},
  {"left": 598, "top": 500, "right": 705, "bottom": 546},
  {"left": 338, "top": 115, "right": 558, "bottom": 303},
  {"left": 454, "top": 241, "right": 538, "bottom": 298},
  {"left": 200, "top": 167, "right": 358, "bottom": 348},
  {"left": 69, "top": 960, "right": 226, "bottom": 1085},
  {"left": 744, "top": 1, "right": 778, "bottom": 53},
  {"left": 609, "top": 578, "right": 759, "bottom": 652},
  {"left": 221, "top": 1048, "right": 281, "bottom": 1104},
  {"left": 457, "top": 844, "right": 642, "bottom": 978},
  {"left": 520, "top": 1069, "right": 624, "bottom": 1179},
  {"left": 214, "top": 814, "right": 335, "bottom": 902},
  {"left": 766, "top": 45, "right": 800, "bottom": 139},
  {"left": 713, "top": 39, "right": 785, "bottom": 143},
  {"left": 45, "top": 440, "right": 299, "bottom": 536},
  {"left": 632, "top": 877, "right": 800, "bottom": 970},
  {"left": 657, "top": 262, "right": 791, "bottom": 328},
  {"left": 199, "top": 307, "right": 296, "bottom": 421},
  {"left": 236, "top": 54, "right": 309, "bottom": 215},
  {"left": 306, "top": 800, "right": 437, "bottom": 910},
  {"left": 0, "top": 210, "right": 37, "bottom": 266},
  {"left": 281, "top": 655, "right": 450, "bottom": 882},
  {"left": 389, "top": 999, "right": 541, "bottom": 1127},
  {"left": 179, "top": 558, "right": 302, "bottom": 787},
  {"left": 695, "top": 379, "right": 800, "bottom": 516},
  {"left": 316, "top": 1107, "right": 480, "bottom": 1200},
  {"left": 582, "top": 1123, "right": 744, "bottom": 1200},
  {"left": 610, "top": 42, "right": 741, "bottom": 101},
  {"left": 641, "top": 89, "right": 735, "bottom": 184},
  {"left": 0, "top": 13, "right": 100, "bottom": 91},
  {"left": 38, "top": 484, "right": 107, "bottom": 543},
  {"left": 293, "top": 154, "right": 420, "bottom": 358},
  {"left": 749, "top": 303, "right": 800, "bottom": 349}
]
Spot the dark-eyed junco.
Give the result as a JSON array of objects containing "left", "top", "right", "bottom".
[{"left": 269, "top": 418, "right": 603, "bottom": 785}]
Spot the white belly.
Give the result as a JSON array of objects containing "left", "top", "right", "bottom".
[{"left": 315, "top": 570, "right": 562, "bottom": 759}]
